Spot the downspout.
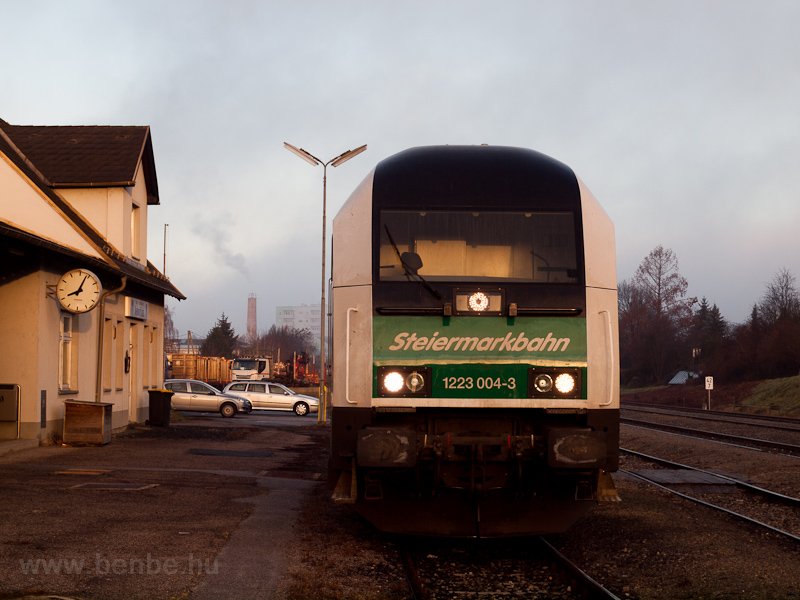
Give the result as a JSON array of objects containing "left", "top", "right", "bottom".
[{"left": 95, "top": 276, "right": 127, "bottom": 402}]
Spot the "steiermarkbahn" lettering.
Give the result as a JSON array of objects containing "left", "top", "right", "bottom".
[{"left": 388, "top": 331, "right": 570, "bottom": 353}]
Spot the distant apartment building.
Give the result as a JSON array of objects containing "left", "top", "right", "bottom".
[{"left": 276, "top": 304, "right": 321, "bottom": 347}]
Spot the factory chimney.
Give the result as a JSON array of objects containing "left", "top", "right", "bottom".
[{"left": 247, "top": 293, "right": 257, "bottom": 343}]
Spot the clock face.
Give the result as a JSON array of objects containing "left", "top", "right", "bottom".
[{"left": 56, "top": 269, "right": 102, "bottom": 313}]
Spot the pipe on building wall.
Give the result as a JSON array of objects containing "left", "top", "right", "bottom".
[{"left": 95, "top": 276, "right": 127, "bottom": 403}]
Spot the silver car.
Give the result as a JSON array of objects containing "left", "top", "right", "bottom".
[
  {"left": 222, "top": 381, "right": 319, "bottom": 416},
  {"left": 164, "top": 379, "right": 252, "bottom": 418}
]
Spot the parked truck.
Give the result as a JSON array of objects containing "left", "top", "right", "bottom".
[{"left": 230, "top": 357, "right": 272, "bottom": 381}]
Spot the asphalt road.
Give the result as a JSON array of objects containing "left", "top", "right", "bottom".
[{"left": 0, "top": 411, "right": 327, "bottom": 599}]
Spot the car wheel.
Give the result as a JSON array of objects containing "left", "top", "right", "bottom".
[
  {"left": 220, "top": 403, "right": 237, "bottom": 418},
  {"left": 293, "top": 402, "right": 309, "bottom": 416}
]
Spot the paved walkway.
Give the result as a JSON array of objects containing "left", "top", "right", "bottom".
[{"left": 0, "top": 414, "right": 325, "bottom": 599}]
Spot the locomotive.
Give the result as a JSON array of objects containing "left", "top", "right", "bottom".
[{"left": 329, "top": 145, "right": 619, "bottom": 537}]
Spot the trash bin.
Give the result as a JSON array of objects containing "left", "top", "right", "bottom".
[{"left": 147, "top": 390, "right": 173, "bottom": 426}]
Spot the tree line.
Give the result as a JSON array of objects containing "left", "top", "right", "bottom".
[
  {"left": 164, "top": 310, "right": 315, "bottom": 362},
  {"left": 619, "top": 245, "right": 800, "bottom": 386}
]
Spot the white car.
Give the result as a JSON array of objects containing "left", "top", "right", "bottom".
[{"left": 222, "top": 381, "right": 319, "bottom": 416}]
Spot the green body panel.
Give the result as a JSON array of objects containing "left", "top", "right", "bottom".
[{"left": 373, "top": 316, "right": 588, "bottom": 399}]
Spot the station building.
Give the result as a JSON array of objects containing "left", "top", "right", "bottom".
[{"left": 0, "top": 118, "right": 184, "bottom": 442}]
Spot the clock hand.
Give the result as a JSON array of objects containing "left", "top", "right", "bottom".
[{"left": 67, "top": 275, "right": 88, "bottom": 297}]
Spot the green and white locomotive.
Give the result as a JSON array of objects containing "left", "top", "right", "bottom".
[{"left": 330, "top": 145, "right": 619, "bottom": 537}]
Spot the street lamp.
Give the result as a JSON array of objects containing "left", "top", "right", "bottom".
[{"left": 284, "top": 142, "right": 367, "bottom": 423}]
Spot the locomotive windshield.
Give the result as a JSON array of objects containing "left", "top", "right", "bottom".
[{"left": 379, "top": 210, "right": 578, "bottom": 284}]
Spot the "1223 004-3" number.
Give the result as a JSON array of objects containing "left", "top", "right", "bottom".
[{"left": 442, "top": 376, "right": 517, "bottom": 390}]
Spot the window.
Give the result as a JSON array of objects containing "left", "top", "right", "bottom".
[
  {"left": 228, "top": 383, "right": 247, "bottom": 391},
  {"left": 165, "top": 381, "right": 187, "bottom": 393},
  {"left": 59, "top": 314, "right": 78, "bottom": 392},
  {"left": 131, "top": 203, "right": 141, "bottom": 259},
  {"left": 379, "top": 210, "right": 578, "bottom": 284},
  {"left": 249, "top": 383, "right": 267, "bottom": 393},
  {"left": 269, "top": 384, "right": 289, "bottom": 395},
  {"left": 189, "top": 382, "right": 214, "bottom": 394}
]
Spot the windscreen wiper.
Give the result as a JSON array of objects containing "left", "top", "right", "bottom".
[{"left": 383, "top": 225, "right": 442, "bottom": 302}]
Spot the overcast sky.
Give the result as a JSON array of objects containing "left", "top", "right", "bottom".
[{"left": 4, "top": 0, "right": 799, "bottom": 337}]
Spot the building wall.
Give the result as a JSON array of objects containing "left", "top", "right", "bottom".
[
  {"left": 276, "top": 304, "right": 322, "bottom": 345},
  {"left": 0, "top": 153, "right": 104, "bottom": 261},
  {"left": 58, "top": 167, "right": 149, "bottom": 267},
  {"left": 0, "top": 148, "right": 168, "bottom": 442},
  {"left": 0, "top": 267, "right": 166, "bottom": 441}
]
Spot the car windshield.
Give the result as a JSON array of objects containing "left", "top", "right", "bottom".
[{"left": 380, "top": 210, "right": 578, "bottom": 283}]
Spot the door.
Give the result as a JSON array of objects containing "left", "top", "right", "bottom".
[
  {"left": 267, "top": 383, "right": 293, "bottom": 410},
  {"left": 189, "top": 381, "right": 217, "bottom": 411},
  {"left": 244, "top": 382, "right": 270, "bottom": 409}
]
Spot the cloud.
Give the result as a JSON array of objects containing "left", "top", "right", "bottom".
[{"left": 190, "top": 213, "right": 248, "bottom": 277}]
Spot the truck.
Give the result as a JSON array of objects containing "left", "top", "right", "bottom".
[
  {"left": 166, "top": 353, "right": 232, "bottom": 389},
  {"left": 230, "top": 357, "right": 272, "bottom": 381}
]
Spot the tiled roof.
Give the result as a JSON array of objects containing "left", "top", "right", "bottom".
[
  {"left": 0, "top": 121, "right": 159, "bottom": 204},
  {"left": 0, "top": 120, "right": 183, "bottom": 299}
]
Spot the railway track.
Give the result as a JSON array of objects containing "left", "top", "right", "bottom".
[
  {"left": 620, "top": 447, "right": 800, "bottom": 544},
  {"left": 400, "top": 537, "right": 621, "bottom": 599},
  {"left": 621, "top": 417, "right": 800, "bottom": 455},
  {"left": 622, "top": 403, "right": 800, "bottom": 431}
]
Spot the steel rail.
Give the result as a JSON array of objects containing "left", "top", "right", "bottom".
[
  {"left": 621, "top": 405, "right": 800, "bottom": 433},
  {"left": 620, "top": 468, "right": 800, "bottom": 544},
  {"left": 620, "top": 447, "right": 800, "bottom": 506},
  {"left": 538, "top": 537, "right": 623, "bottom": 600},
  {"left": 621, "top": 418, "right": 800, "bottom": 454},
  {"left": 399, "top": 538, "right": 621, "bottom": 599},
  {"left": 621, "top": 401, "right": 800, "bottom": 425}
]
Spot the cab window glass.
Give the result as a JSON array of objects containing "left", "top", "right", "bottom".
[{"left": 379, "top": 210, "right": 578, "bottom": 283}]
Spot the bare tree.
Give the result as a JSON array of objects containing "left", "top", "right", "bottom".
[
  {"left": 759, "top": 267, "right": 800, "bottom": 325},
  {"left": 620, "top": 245, "right": 694, "bottom": 385},
  {"left": 632, "top": 245, "right": 693, "bottom": 324},
  {"left": 164, "top": 304, "right": 180, "bottom": 353}
]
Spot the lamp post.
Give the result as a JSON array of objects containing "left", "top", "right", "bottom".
[{"left": 284, "top": 142, "right": 367, "bottom": 423}]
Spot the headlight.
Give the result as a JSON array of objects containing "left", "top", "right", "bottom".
[
  {"left": 468, "top": 292, "right": 490, "bottom": 312},
  {"left": 554, "top": 373, "right": 576, "bottom": 395},
  {"left": 527, "top": 368, "right": 582, "bottom": 399},
  {"left": 454, "top": 288, "right": 503, "bottom": 315},
  {"left": 533, "top": 373, "right": 553, "bottom": 393},
  {"left": 405, "top": 371, "right": 425, "bottom": 393},
  {"left": 382, "top": 371, "right": 405, "bottom": 394},
  {"left": 378, "top": 366, "right": 432, "bottom": 397}
]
